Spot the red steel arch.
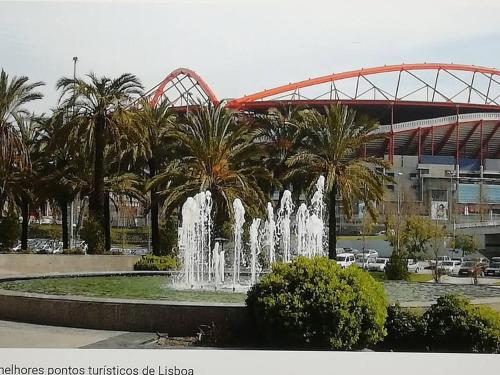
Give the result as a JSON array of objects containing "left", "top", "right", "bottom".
[
  {"left": 150, "top": 68, "right": 219, "bottom": 107},
  {"left": 226, "top": 63, "right": 500, "bottom": 109}
]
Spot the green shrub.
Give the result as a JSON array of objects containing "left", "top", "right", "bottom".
[
  {"left": 134, "top": 255, "right": 178, "bottom": 271},
  {"left": 0, "top": 212, "right": 20, "bottom": 251},
  {"left": 80, "top": 217, "right": 105, "bottom": 254},
  {"left": 424, "top": 295, "right": 500, "bottom": 353},
  {"left": 385, "top": 252, "right": 409, "bottom": 281},
  {"left": 158, "top": 218, "right": 178, "bottom": 256},
  {"left": 381, "top": 296, "right": 500, "bottom": 353},
  {"left": 29, "top": 224, "right": 61, "bottom": 239},
  {"left": 246, "top": 256, "right": 387, "bottom": 350},
  {"left": 381, "top": 304, "right": 426, "bottom": 351}
]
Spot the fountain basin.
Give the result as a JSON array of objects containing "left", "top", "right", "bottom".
[
  {"left": 0, "top": 272, "right": 249, "bottom": 336},
  {"left": 1, "top": 273, "right": 499, "bottom": 334}
]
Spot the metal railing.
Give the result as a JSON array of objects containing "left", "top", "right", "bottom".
[{"left": 376, "top": 112, "right": 500, "bottom": 134}]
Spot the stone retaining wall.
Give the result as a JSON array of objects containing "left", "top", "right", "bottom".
[
  {"left": 0, "top": 289, "right": 251, "bottom": 337},
  {"left": 0, "top": 254, "right": 141, "bottom": 276}
]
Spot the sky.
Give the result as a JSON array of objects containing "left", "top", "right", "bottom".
[{"left": 1, "top": 0, "right": 499, "bottom": 113}]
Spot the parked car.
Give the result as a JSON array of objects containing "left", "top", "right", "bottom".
[
  {"left": 336, "top": 248, "right": 345, "bottom": 255},
  {"left": 375, "top": 230, "right": 386, "bottom": 236},
  {"left": 438, "top": 260, "right": 461, "bottom": 276},
  {"left": 484, "top": 262, "right": 500, "bottom": 277},
  {"left": 368, "top": 257, "right": 389, "bottom": 272},
  {"left": 355, "top": 255, "right": 375, "bottom": 269},
  {"left": 407, "top": 259, "right": 421, "bottom": 273},
  {"left": 451, "top": 257, "right": 463, "bottom": 265},
  {"left": 358, "top": 249, "right": 379, "bottom": 260},
  {"left": 430, "top": 256, "right": 451, "bottom": 268},
  {"left": 336, "top": 253, "right": 356, "bottom": 268},
  {"left": 458, "top": 261, "right": 483, "bottom": 277},
  {"left": 39, "top": 216, "right": 53, "bottom": 224},
  {"left": 343, "top": 247, "right": 359, "bottom": 255}
]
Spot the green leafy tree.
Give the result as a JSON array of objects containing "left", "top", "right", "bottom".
[
  {"left": 451, "top": 234, "right": 478, "bottom": 258},
  {"left": 56, "top": 73, "right": 143, "bottom": 251},
  {"left": 148, "top": 104, "right": 273, "bottom": 230},
  {"left": 254, "top": 107, "right": 305, "bottom": 199},
  {"left": 403, "top": 215, "right": 437, "bottom": 259},
  {"left": 286, "top": 104, "right": 392, "bottom": 259},
  {"left": 36, "top": 110, "right": 91, "bottom": 249},
  {"left": 0, "top": 69, "right": 43, "bottom": 218},
  {"left": 429, "top": 222, "right": 447, "bottom": 283},
  {"left": 127, "top": 99, "right": 177, "bottom": 255}
]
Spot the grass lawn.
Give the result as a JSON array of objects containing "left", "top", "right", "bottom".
[
  {"left": 370, "top": 272, "right": 434, "bottom": 283},
  {"left": 0, "top": 276, "right": 246, "bottom": 303}
]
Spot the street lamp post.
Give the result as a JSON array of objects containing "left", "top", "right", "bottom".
[
  {"left": 69, "top": 56, "right": 78, "bottom": 249},
  {"left": 396, "top": 172, "right": 403, "bottom": 254},
  {"left": 445, "top": 169, "right": 457, "bottom": 251}
]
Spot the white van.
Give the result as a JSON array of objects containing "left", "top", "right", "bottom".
[{"left": 336, "top": 253, "right": 356, "bottom": 268}]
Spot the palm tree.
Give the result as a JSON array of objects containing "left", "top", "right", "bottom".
[
  {"left": 253, "top": 107, "right": 306, "bottom": 200},
  {"left": 126, "top": 99, "right": 177, "bottom": 255},
  {"left": 56, "top": 73, "right": 143, "bottom": 251},
  {"left": 286, "top": 104, "right": 392, "bottom": 259},
  {"left": 36, "top": 110, "right": 91, "bottom": 250},
  {"left": 148, "top": 104, "right": 273, "bottom": 231},
  {"left": 0, "top": 69, "right": 44, "bottom": 217}
]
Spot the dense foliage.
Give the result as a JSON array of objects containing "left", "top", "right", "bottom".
[
  {"left": 385, "top": 252, "right": 409, "bottom": 281},
  {"left": 0, "top": 211, "right": 21, "bottom": 251},
  {"left": 80, "top": 217, "right": 105, "bottom": 254},
  {"left": 134, "top": 255, "right": 178, "bottom": 271},
  {"left": 246, "top": 256, "right": 387, "bottom": 350},
  {"left": 381, "top": 295, "right": 500, "bottom": 353}
]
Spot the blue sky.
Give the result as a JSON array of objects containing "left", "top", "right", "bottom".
[{"left": 1, "top": 0, "right": 499, "bottom": 113}]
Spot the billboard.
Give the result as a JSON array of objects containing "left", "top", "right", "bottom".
[{"left": 431, "top": 201, "right": 448, "bottom": 220}]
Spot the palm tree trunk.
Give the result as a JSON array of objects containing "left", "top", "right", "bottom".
[
  {"left": 60, "top": 198, "right": 69, "bottom": 249},
  {"left": 104, "top": 191, "right": 111, "bottom": 252},
  {"left": 149, "top": 158, "right": 161, "bottom": 255},
  {"left": 21, "top": 199, "right": 29, "bottom": 251},
  {"left": 328, "top": 183, "right": 338, "bottom": 260},
  {"left": 89, "top": 115, "right": 106, "bottom": 227}
]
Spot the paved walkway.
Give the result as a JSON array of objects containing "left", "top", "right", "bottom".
[{"left": 0, "top": 320, "right": 125, "bottom": 348}]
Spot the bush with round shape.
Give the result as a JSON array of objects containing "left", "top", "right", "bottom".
[
  {"left": 246, "top": 256, "right": 387, "bottom": 350},
  {"left": 134, "top": 255, "right": 178, "bottom": 271},
  {"left": 385, "top": 252, "right": 409, "bottom": 281},
  {"left": 381, "top": 303, "right": 426, "bottom": 351},
  {"left": 424, "top": 295, "right": 500, "bottom": 353},
  {"left": 80, "top": 217, "right": 105, "bottom": 254}
]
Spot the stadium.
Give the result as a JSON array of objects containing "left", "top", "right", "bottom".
[{"left": 146, "top": 63, "right": 500, "bottom": 254}]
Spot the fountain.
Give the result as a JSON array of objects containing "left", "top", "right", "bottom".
[
  {"left": 232, "top": 198, "right": 245, "bottom": 288},
  {"left": 249, "top": 218, "right": 262, "bottom": 284},
  {"left": 178, "top": 191, "right": 212, "bottom": 287},
  {"left": 276, "top": 190, "right": 293, "bottom": 263},
  {"left": 176, "top": 175, "right": 326, "bottom": 290},
  {"left": 265, "top": 203, "right": 276, "bottom": 264}
]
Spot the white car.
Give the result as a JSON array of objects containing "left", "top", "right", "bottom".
[
  {"left": 368, "top": 257, "right": 389, "bottom": 272},
  {"left": 438, "top": 260, "right": 461, "bottom": 276},
  {"left": 336, "top": 253, "right": 356, "bottom": 268},
  {"left": 358, "top": 249, "right": 379, "bottom": 260},
  {"left": 407, "top": 259, "right": 421, "bottom": 273},
  {"left": 430, "top": 256, "right": 451, "bottom": 267},
  {"left": 355, "top": 255, "right": 376, "bottom": 269}
]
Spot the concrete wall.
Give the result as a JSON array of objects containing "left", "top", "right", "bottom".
[
  {"left": 0, "top": 290, "right": 251, "bottom": 337},
  {"left": 0, "top": 254, "right": 141, "bottom": 276}
]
